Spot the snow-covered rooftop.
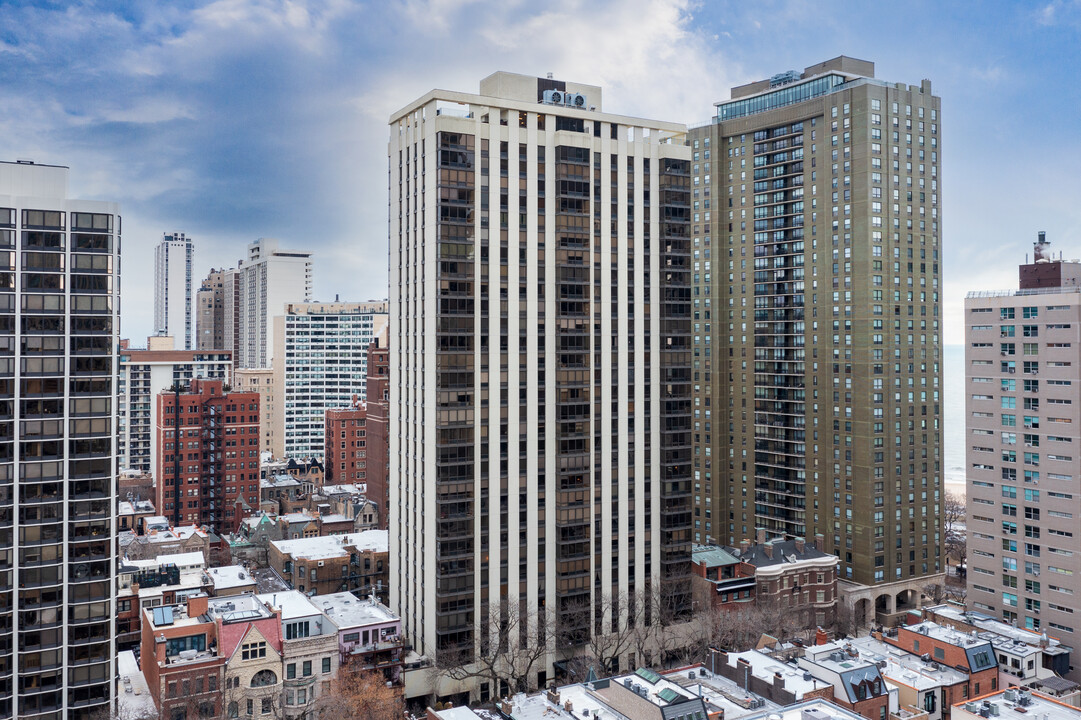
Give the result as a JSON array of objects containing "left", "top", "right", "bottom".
[
  {"left": 206, "top": 565, "right": 254, "bottom": 590},
  {"left": 312, "top": 592, "right": 397, "bottom": 629},
  {"left": 270, "top": 530, "right": 388, "bottom": 560}
]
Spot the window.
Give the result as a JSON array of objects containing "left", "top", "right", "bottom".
[
  {"left": 287, "top": 663, "right": 296, "bottom": 680},
  {"left": 241, "top": 641, "right": 267, "bottom": 660},
  {"left": 322, "top": 657, "right": 332, "bottom": 673},
  {"left": 303, "top": 660, "right": 312, "bottom": 677},
  {"left": 251, "top": 669, "right": 277, "bottom": 687}
]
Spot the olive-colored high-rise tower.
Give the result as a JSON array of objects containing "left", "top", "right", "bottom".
[{"left": 688, "top": 57, "right": 943, "bottom": 620}]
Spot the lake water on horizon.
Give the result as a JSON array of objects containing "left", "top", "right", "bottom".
[{"left": 944, "top": 344, "right": 965, "bottom": 498}]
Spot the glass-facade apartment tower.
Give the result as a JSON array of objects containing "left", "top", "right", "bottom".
[{"left": 0, "top": 160, "right": 119, "bottom": 718}]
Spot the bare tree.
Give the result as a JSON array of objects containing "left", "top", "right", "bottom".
[
  {"left": 944, "top": 492, "right": 967, "bottom": 567},
  {"left": 315, "top": 665, "right": 405, "bottom": 720},
  {"left": 554, "top": 591, "right": 640, "bottom": 680},
  {"left": 438, "top": 599, "right": 550, "bottom": 696}
]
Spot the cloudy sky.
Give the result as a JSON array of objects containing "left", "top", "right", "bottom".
[{"left": 1, "top": 0, "right": 1079, "bottom": 344}]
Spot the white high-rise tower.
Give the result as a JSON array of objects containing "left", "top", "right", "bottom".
[{"left": 153, "top": 231, "right": 193, "bottom": 349}]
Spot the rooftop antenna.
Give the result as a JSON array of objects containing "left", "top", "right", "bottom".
[{"left": 547, "top": 72, "right": 554, "bottom": 79}]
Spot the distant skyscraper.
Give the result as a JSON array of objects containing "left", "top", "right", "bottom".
[
  {"left": 117, "top": 335, "right": 232, "bottom": 473},
  {"left": 390, "top": 72, "right": 692, "bottom": 694},
  {"left": 687, "top": 56, "right": 943, "bottom": 617},
  {"left": 195, "top": 267, "right": 226, "bottom": 350},
  {"left": 965, "top": 233, "right": 1081, "bottom": 680},
  {"left": 154, "top": 231, "right": 194, "bottom": 350},
  {"left": 271, "top": 300, "right": 387, "bottom": 460},
  {"left": 0, "top": 159, "right": 119, "bottom": 719},
  {"left": 223, "top": 238, "right": 312, "bottom": 369}
]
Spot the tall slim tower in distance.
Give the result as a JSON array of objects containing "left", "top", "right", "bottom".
[
  {"left": 154, "top": 231, "right": 194, "bottom": 350},
  {"left": 0, "top": 159, "right": 120, "bottom": 719},
  {"left": 390, "top": 72, "right": 692, "bottom": 697},
  {"left": 688, "top": 57, "right": 943, "bottom": 619},
  {"left": 965, "top": 233, "right": 1081, "bottom": 681},
  {"left": 195, "top": 267, "right": 226, "bottom": 350}
]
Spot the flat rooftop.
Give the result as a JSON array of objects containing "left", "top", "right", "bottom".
[
  {"left": 206, "top": 565, "right": 254, "bottom": 590},
  {"left": 257, "top": 590, "right": 323, "bottom": 621},
  {"left": 846, "top": 636, "right": 968, "bottom": 691},
  {"left": 925, "top": 605, "right": 1069, "bottom": 656},
  {"left": 743, "top": 699, "right": 869, "bottom": 720},
  {"left": 312, "top": 592, "right": 397, "bottom": 629},
  {"left": 725, "top": 651, "right": 833, "bottom": 699},
  {"left": 954, "top": 690, "right": 1081, "bottom": 720},
  {"left": 207, "top": 594, "right": 274, "bottom": 623},
  {"left": 117, "top": 650, "right": 156, "bottom": 718},
  {"left": 270, "top": 530, "right": 387, "bottom": 560}
]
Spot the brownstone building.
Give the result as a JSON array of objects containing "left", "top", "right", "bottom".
[
  {"left": 737, "top": 535, "right": 839, "bottom": 630},
  {"left": 155, "top": 378, "right": 261, "bottom": 535}
]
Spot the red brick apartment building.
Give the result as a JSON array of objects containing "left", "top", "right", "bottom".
[
  {"left": 884, "top": 621, "right": 1000, "bottom": 706},
  {"left": 156, "top": 378, "right": 261, "bottom": 535}
]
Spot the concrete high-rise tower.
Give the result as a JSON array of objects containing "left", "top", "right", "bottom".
[
  {"left": 688, "top": 57, "right": 943, "bottom": 621},
  {"left": 0, "top": 159, "right": 120, "bottom": 719},
  {"left": 153, "top": 231, "right": 194, "bottom": 350},
  {"left": 965, "top": 233, "right": 1081, "bottom": 681},
  {"left": 390, "top": 72, "right": 693, "bottom": 697},
  {"left": 223, "top": 238, "right": 312, "bottom": 369}
]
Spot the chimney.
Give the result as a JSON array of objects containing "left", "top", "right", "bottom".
[
  {"left": 795, "top": 537, "right": 806, "bottom": 553},
  {"left": 740, "top": 539, "right": 751, "bottom": 554},
  {"left": 773, "top": 670, "right": 784, "bottom": 687},
  {"left": 815, "top": 627, "right": 829, "bottom": 646},
  {"left": 814, "top": 533, "right": 824, "bottom": 551},
  {"left": 756, "top": 527, "right": 766, "bottom": 544},
  {"left": 187, "top": 594, "right": 209, "bottom": 618},
  {"left": 155, "top": 633, "right": 167, "bottom": 663},
  {"left": 763, "top": 541, "right": 773, "bottom": 560}
]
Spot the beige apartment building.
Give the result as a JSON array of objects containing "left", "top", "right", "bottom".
[
  {"left": 390, "top": 72, "right": 693, "bottom": 699},
  {"left": 965, "top": 233, "right": 1081, "bottom": 682},
  {"left": 687, "top": 56, "right": 943, "bottom": 621},
  {"left": 235, "top": 367, "right": 276, "bottom": 455}
]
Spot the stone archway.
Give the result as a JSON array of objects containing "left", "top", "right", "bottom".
[
  {"left": 855, "top": 598, "right": 872, "bottom": 629},
  {"left": 875, "top": 592, "right": 895, "bottom": 621},
  {"left": 896, "top": 588, "right": 919, "bottom": 613}
]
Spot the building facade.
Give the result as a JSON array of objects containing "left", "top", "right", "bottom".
[
  {"left": 155, "top": 378, "right": 261, "bottom": 535},
  {"left": 154, "top": 231, "right": 194, "bottom": 350},
  {"left": 268, "top": 530, "right": 389, "bottom": 601},
  {"left": 0, "top": 160, "right": 119, "bottom": 718},
  {"left": 364, "top": 328, "right": 390, "bottom": 527},
  {"left": 196, "top": 267, "right": 226, "bottom": 351},
  {"left": 271, "top": 301, "right": 388, "bottom": 460},
  {"left": 390, "top": 72, "right": 693, "bottom": 690},
  {"left": 687, "top": 57, "right": 944, "bottom": 601},
  {"left": 235, "top": 367, "right": 276, "bottom": 456},
  {"left": 223, "top": 238, "right": 313, "bottom": 369},
  {"left": 965, "top": 234, "right": 1081, "bottom": 679},
  {"left": 325, "top": 326, "right": 392, "bottom": 525},
  {"left": 118, "top": 335, "right": 232, "bottom": 472}
]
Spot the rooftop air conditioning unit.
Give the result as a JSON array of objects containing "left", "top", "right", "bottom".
[
  {"left": 543, "top": 90, "right": 563, "bottom": 105},
  {"left": 565, "top": 93, "right": 587, "bottom": 109}
]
